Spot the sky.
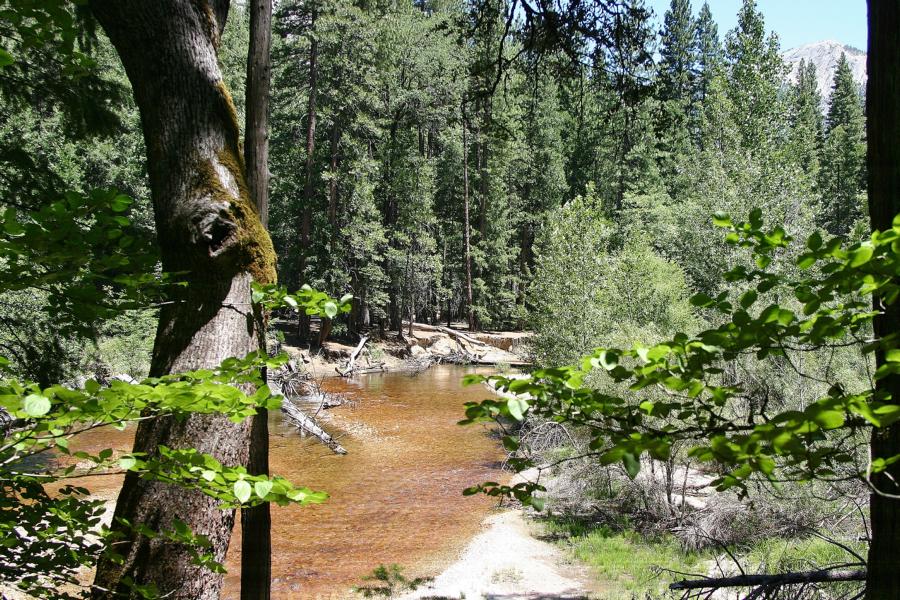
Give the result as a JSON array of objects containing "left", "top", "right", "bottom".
[{"left": 645, "top": 0, "right": 868, "bottom": 51}]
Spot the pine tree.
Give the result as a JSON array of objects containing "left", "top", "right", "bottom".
[
  {"left": 656, "top": 0, "right": 696, "bottom": 183},
  {"left": 788, "top": 59, "right": 824, "bottom": 181},
  {"left": 723, "top": 0, "right": 785, "bottom": 154},
  {"left": 693, "top": 1, "right": 721, "bottom": 105},
  {"left": 658, "top": 0, "right": 695, "bottom": 104},
  {"left": 826, "top": 52, "right": 865, "bottom": 135},
  {"left": 818, "top": 52, "right": 866, "bottom": 236}
]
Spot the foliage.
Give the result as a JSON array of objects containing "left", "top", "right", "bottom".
[
  {"left": 354, "top": 564, "right": 431, "bottom": 598},
  {"left": 0, "top": 191, "right": 350, "bottom": 598},
  {"left": 462, "top": 209, "right": 896, "bottom": 498},
  {"left": 528, "top": 189, "right": 695, "bottom": 366},
  {"left": 540, "top": 518, "right": 711, "bottom": 599}
]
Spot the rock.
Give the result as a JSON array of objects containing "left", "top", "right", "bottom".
[
  {"left": 429, "top": 336, "right": 457, "bottom": 356},
  {"left": 409, "top": 345, "right": 426, "bottom": 357},
  {"left": 321, "top": 342, "right": 354, "bottom": 361}
]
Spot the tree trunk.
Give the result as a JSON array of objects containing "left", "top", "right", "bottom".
[
  {"left": 241, "top": 0, "right": 273, "bottom": 597},
  {"left": 89, "top": 2, "right": 276, "bottom": 598},
  {"left": 298, "top": 8, "right": 318, "bottom": 343},
  {"left": 462, "top": 103, "right": 475, "bottom": 332},
  {"left": 866, "top": 1, "right": 900, "bottom": 598}
]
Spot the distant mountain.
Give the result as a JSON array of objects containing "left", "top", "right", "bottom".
[{"left": 782, "top": 40, "right": 867, "bottom": 107}]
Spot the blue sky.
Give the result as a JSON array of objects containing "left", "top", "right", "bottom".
[{"left": 645, "top": 0, "right": 867, "bottom": 51}]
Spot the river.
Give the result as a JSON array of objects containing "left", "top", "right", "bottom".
[{"left": 214, "top": 365, "right": 505, "bottom": 599}]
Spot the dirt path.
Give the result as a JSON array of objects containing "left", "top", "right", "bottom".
[{"left": 400, "top": 510, "right": 598, "bottom": 600}]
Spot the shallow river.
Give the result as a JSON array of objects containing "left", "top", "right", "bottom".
[{"left": 219, "top": 365, "right": 505, "bottom": 599}]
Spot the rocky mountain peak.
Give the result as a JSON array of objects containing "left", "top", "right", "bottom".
[{"left": 782, "top": 40, "right": 867, "bottom": 106}]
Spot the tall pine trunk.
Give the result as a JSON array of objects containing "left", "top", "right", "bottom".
[
  {"left": 90, "top": 2, "right": 275, "bottom": 597},
  {"left": 241, "top": 0, "right": 273, "bottom": 597},
  {"left": 462, "top": 102, "right": 475, "bottom": 332},
  {"left": 866, "top": 1, "right": 900, "bottom": 597}
]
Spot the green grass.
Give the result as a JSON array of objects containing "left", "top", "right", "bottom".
[
  {"left": 540, "top": 518, "right": 712, "bottom": 599},
  {"left": 540, "top": 518, "right": 866, "bottom": 600},
  {"left": 744, "top": 536, "right": 866, "bottom": 573}
]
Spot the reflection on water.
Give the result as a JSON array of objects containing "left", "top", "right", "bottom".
[{"left": 222, "top": 365, "right": 505, "bottom": 599}]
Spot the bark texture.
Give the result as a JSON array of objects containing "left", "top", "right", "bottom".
[
  {"left": 866, "top": 0, "right": 900, "bottom": 597},
  {"left": 89, "top": 1, "right": 275, "bottom": 597},
  {"left": 241, "top": 0, "right": 274, "bottom": 597}
]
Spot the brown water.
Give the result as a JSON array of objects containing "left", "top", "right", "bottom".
[
  {"left": 56, "top": 366, "right": 503, "bottom": 599},
  {"left": 219, "top": 365, "right": 505, "bottom": 599}
]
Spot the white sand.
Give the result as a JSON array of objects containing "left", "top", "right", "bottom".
[{"left": 400, "top": 510, "right": 596, "bottom": 600}]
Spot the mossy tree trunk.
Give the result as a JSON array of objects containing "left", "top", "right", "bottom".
[
  {"left": 89, "top": 1, "right": 276, "bottom": 598},
  {"left": 866, "top": 1, "right": 900, "bottom": 598}
]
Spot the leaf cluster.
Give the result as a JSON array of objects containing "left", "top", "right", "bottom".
[{"left": 463, "top": 210, "right": 900, "bottom": 501}]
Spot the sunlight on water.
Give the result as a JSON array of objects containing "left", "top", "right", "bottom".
[{"left": 222, "top": 365, "right": 505, "bottom": 599}]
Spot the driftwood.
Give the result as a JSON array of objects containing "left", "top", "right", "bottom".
[
  {"left": 281, "top": 399, "right": 347, "bottom": 455},
  {"left": 336, "top": 335, "right": 369, "bottom": 377},
  {"left": 267, "top": 362, "right": 346, "bottom": 454},
  {"left": 410, "top": 322, "right": 489, "bottom": 347},
  {"left": 670, "top": 568, "right": 866, "bottom": 591}
]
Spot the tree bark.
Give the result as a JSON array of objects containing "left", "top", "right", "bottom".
[
  {"left": 241, "top": 0, "right": 273, "bottom": 597},
  {"left": 462, "top": 103, "right": 475, "bottom": 332},
  {"left": 89, "top": 2, "right": 275, "bottom": 598},
  {"left": 866, "top": 1, "right": 900, "bottom": 598}
]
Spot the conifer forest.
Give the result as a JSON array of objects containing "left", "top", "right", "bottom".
[{"left": 1, "top": 0, "right": 899, "bottom": 599}]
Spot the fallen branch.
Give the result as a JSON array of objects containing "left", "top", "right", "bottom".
[
  {"left": 281, "top": 399, "right": 347, "bottom": 455},
  {"left": 337, "top": 335, "right": 369, "bottom": 377},
  {"left": 670, "top": 568, "right": 866, "bottom": 591}
]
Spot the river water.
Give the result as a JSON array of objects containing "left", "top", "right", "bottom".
[{"left": 219, "top": 365, "right": 505, "bottom": 599}]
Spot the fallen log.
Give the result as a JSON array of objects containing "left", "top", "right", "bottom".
[
  {"left": 408, "top": 322, "right": 489, "bottom": 347},
  {"left": 281, "top": 399, "right": 347, "bottom": 455},
  {"left": 670, "top": 568, "right": 866, "bottom": 591}
]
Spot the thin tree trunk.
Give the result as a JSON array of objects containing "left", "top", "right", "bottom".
[
  {"left": 298, "top": 7, "right": 318, "bottom": 343},
  {"left": 462, "top": 103, "right": 475, "bottom": 332},
  {"left": 866, "top": 1, "right": 900, "bottom": 598},
  {"left": 90, "top": 2, "right": 276, "bottom": 598},
  {"left": 327, "top": 124, "right": 338, "bottom": 235},
  {"left": 241, "top": 0, "right": 273, "bottom": 597}
]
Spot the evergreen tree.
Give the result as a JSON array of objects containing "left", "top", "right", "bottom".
[
  {"left": 658, "top": 0, "right": 695, "bottom": 105},
  {"left": 656, "top": 0, "right": 696, "bottom": 183},
  {"left": 723, "top": 0, "right": 785, "bottom": 154},
  {"left": 693, "top": 1, "right": 721, "bottom": 106},
  {"left": 788, "top": 59, "right": 824, "bottom": 181},
  {"left": 818, "top": 52, "right": 866, "bottom": 236},
  {"left": 826, "top": 52, "right": 865, "bottom": 135}
]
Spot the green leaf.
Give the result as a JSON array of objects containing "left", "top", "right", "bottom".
[
  {"left": 622, "top": 452, "right": 640, "bottom": 479},
  {"left": 849, "top": 244, "right": 874, "bottom": 267},
  {"left": 806, "top": 231, "right": 823, "bottom": 250},
  {"left": 739, "top": 290, "right": 757, "bottom": 309},
  {"left": 233, "top": 479, "right": 252, "bottom": 504},
  {"left": 23, "top": 393, "right": 50, "bottom": 417},
  {"left": 110, "top": 194, "right": 132, "bottom": 212},
  {"left": 119, "top": 456, "right": 137, "bottom": 470},
  {"left": 712, "top": 212, "right": 732, "bottom": 227},
  {"left": 254, "top": 480, "right": 273, "bottom": 499},
  {"left": 323, "top": 301, "right": 338, "bottom": 319},
  {"left": 0, "top": 48, "right": 13, "bottom": 68},
  {"left": 507, "top": 397, "right": 528, "bottom": 421}
]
